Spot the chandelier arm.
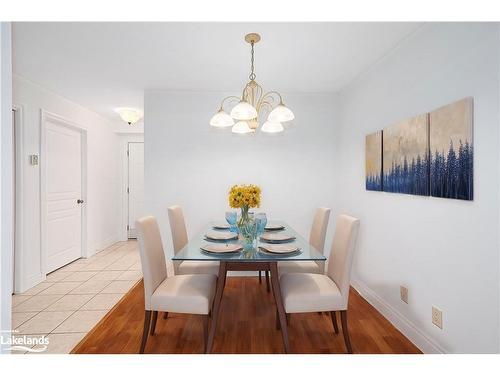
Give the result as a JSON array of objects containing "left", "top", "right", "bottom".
[
  {"left": 219, "top": 95, "right": 241, "bottom": 111},
  {"left": 258, "top": 91, "right": 284, "bottom": 110}
]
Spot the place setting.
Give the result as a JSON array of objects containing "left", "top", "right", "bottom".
[
  {"left": 204, "top": 230, "right": 238, "bottom": 242},
  {"left": 258, "top": 230, "right": 300, "bottom": 255},
  {"left": 200, "top": 243, "right": 243, "bottom": 254}
]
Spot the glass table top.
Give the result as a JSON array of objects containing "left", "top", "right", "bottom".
[{"left": 172, "top": 221, "right": 326, "bottom": 262}]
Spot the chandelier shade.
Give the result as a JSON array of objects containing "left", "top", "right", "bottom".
[
  {"left": 268, "top": 104, "right": 295, "bottom": 123},
  {"left": 209, "top": 33, "right": 294, "bottom": 135},
  {"left": 232, "top": 121, "right": 253, "bottom": 134},
  {"left": 261, "top": 121, "right": 284, "bottom": 133},
  {"left": 230, "top": 101, "right": 258, "bottom": 120},
  {"left": 210, "top": 110, "right": 235, "bottom": 127},
  {"left": 115, "top": 108, "right": 143, "bottom": 125}
]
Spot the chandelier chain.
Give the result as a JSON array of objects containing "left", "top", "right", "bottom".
[{"left": 249, "top": 42, "right": 256, "bottom": 81}]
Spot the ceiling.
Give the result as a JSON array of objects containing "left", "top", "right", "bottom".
[{"left": 13, "top": 22, "right": 423, "bottom": 127}]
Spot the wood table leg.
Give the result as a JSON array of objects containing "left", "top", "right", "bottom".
[
  {"left": 206, "top": 261, "right": 227, "bottom": 353},
  {"left": 269, "top": 262, "right": 290, "bottom": 353}
]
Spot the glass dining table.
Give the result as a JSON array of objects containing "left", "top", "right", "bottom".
[{"left": 172, "top": 221, "right": 326, "bottom": 354}]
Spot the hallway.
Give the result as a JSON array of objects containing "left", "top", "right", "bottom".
[{"left": 11, "top": 240, "right": 141, "bottom": 353}]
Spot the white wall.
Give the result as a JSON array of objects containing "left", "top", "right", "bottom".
[
  {"left": 144, "top": 90, "right": 339, "bottom": 261},
  {"left": 0, "top": 22, "right": 13, "bottom": 352},
  {"left": 13, "top": 75, "right": 122, "bottom": 292},
  {"left": 336, "top": 23, "right": 500, "bottom": 353}
]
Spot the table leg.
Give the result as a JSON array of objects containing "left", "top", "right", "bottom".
[
  {"left": 206, "top": 261, "right": 227, "bottom": 353},
  {"left": 270, "top": 262, "right": 290, "bottom": 353}
]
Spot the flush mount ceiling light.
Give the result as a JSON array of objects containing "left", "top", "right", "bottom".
[
  {"left": 115, "top": 107, "right": 143, "bottom": 125},
  {"left": 209, "top": 33, "right": 294, "bottom": 134}
]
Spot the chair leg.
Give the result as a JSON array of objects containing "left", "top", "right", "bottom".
[
  {"left": 150, "top": 311, "right": 158, "bottom": 335},
  {"left": 275, "top": 309, "right": 281, "bottom": 330},
  {"left": 340, "top": 310, "right": 353, "bottom": 353},
  {"left": 163, "top": 312, "right": 169, "bottom": 320},
  {"left": 330, "top": 311, "right": 339, "bottom": 334},
  {"left": 265, "top": 270, "right": 270, "bottom": 293},
  {"left": 140, "top": 310, "right": 152, "bottom": 353},
  {"left": 259, "top": 270, "right": 262, "bottom": 283},
  {"left": 202, "top": 315, "right": 209, "bottom": 353}
]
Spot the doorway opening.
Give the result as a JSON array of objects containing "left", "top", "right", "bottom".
[{"left": 127, "top": 142, "right": 144, "bottom": 239}]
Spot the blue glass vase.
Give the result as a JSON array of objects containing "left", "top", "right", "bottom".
[{"left": 237, "top": 205, "right": 257, "bottom": 251}]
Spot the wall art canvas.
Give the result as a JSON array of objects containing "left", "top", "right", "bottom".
[
  {"left": 382, "top": 114, "right": 429, "bottom": 196},
  {"left": 365, "top": 131, "right": 383, "bottom": 191},
  {"left": 429, "top": 97, "right": 473, "bottom": 200}
]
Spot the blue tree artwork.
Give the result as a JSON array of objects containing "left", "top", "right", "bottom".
[
  {"left": 382, "top": 114, "right": 430, "bottom": 196},
  {"left": 364, "top": 97, "right": 473, "bottom": 201},
  {"left": 429, "top": 98, "right": 473, "bottom": 200},
  {"left": 365, "top": 131, "right": 382, "bottom": 191}
]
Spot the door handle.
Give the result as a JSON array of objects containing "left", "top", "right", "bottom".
[{"left": 77, "top": 199, "right": 85, "bottom": 204}]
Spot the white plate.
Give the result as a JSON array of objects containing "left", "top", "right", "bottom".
[
  {"left": 205, "top": 231, "right": 238, "bottom": 241},
  {"left": 259, "top": 244, "right": 300, "bottom": 254},
  {"left": 265, "top": 224, "right": 285, "bottom": 231},
  {"left": 212, "top": 223, "right": 230, "bottom": 230},
  {"left": 260, "top": 233, "right": 296, "bottom": 243},
  {"left": 201, "top": 243, "right": 243, "bottom": 253}
]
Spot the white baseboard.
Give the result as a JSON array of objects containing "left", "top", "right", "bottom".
[
  {"left": 89, "top": 234, "right": 120, "bottom": 257},
  {"left": 22, "top": 272, "right": 45, "bottom": 293},
  {"left": 351, "top": 277, "right": 446, "bottom": 354}
]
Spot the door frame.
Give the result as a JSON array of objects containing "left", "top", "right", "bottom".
[
  {"left": 126, "top": 141, "right": 144, "bottom": 239},
  {"left": 40, "top": 110, "right": 88, "bottom": 275},
  {"left": 12, "top": 104, "right": 24, "bottom": 293}
]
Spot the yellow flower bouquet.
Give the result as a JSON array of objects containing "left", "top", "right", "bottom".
[{"left": 228, "top": 184, "right": 261, "bottom": 211}]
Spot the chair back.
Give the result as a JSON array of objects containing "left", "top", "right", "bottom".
[
  {"left": 309, "top": 207, "right": 331, "bottom": 253},
  {"left": 326, "top": 214, "right": 360, "bottom": 309},
  {"left": 136, "top": 216, "right": 168, "bottom": 310},
  {"left": 168, "top": 205, "right": 189, "bottom": 254}
]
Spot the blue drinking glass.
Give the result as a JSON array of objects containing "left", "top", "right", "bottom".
[
  {"left": 256, "top": 213, "right": 267, "bottom": 235},
  {"left": 225, "top": 211, "right": 238, "bottom": 233},
  {"left": 255, "top": 213, "right": 267, "bottom": 250}
]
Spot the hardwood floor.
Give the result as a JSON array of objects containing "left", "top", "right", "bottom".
[{"left": 72, "top": 277, "right": 421, "bottom": 354}]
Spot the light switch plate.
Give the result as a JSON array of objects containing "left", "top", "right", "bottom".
[
  {"left": 432, "top": 306, "right": 443, "bottom": 329},
  {"left": 29, "top": 154, "right": 39, "bottom": 166},
  {"left": 400, "top": 286, "right": 408, "bottom": 304}
]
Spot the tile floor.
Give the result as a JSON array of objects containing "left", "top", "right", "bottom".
[{"left": 11, "top": 240, "right": 143, "bottom": 354}]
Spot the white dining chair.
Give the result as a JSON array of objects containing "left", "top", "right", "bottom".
[
  {"left": 136, "top": 216, "right": 217, "bottom": 353},
  {"left": 278, "top": 214, "right": 360, "bottom": 353},
  {"left": 168, "top": 205, "right": 220, "bottom": 276},
  {"left": 278, "top": 207, "right": 331, "bottom": 275}
]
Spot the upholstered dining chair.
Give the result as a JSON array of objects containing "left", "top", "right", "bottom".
[
  {"left": 278, "top": 207, "right": 331, "bottom": 275},
  {"left": 168, "top": 205, "right": 220, "bottom": 276},
  {"left": 136, "top": 216, "right": 217, "bottom": 353},
  {"left": 277, "top": 214, "right": 360, "bottom": 353}
]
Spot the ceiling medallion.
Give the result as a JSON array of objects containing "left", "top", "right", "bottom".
[{"left": 209, "top": 33, "right": 295, "bottom": 134}]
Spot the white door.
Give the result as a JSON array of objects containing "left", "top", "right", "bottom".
[
  {"left": 128, "top": 142, "right": 144, "bottom": 238},
  {"left": 44, "top": 120, "right": 83, "bottom": 272}
]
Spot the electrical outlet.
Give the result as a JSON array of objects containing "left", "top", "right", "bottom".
[
  {"left": 432, "top": 306, "right": 443, "bottom": 329},
  {"left": 400, "top": 286, "right": 408, "bottom": 304}
]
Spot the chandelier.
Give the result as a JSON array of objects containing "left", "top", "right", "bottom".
[{"left": 209, "top": 33, "right": 295, "bottom": 134}]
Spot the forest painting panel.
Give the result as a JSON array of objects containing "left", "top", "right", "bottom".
[
  {"left": 429, "top": 98, "right": 473, "bottom": 200},
  {"left": 365, "top": 131, "right": 383, "bottom": 191},
  {"left": 382, "top": 114, "right": 429, "bottom": 196}
]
